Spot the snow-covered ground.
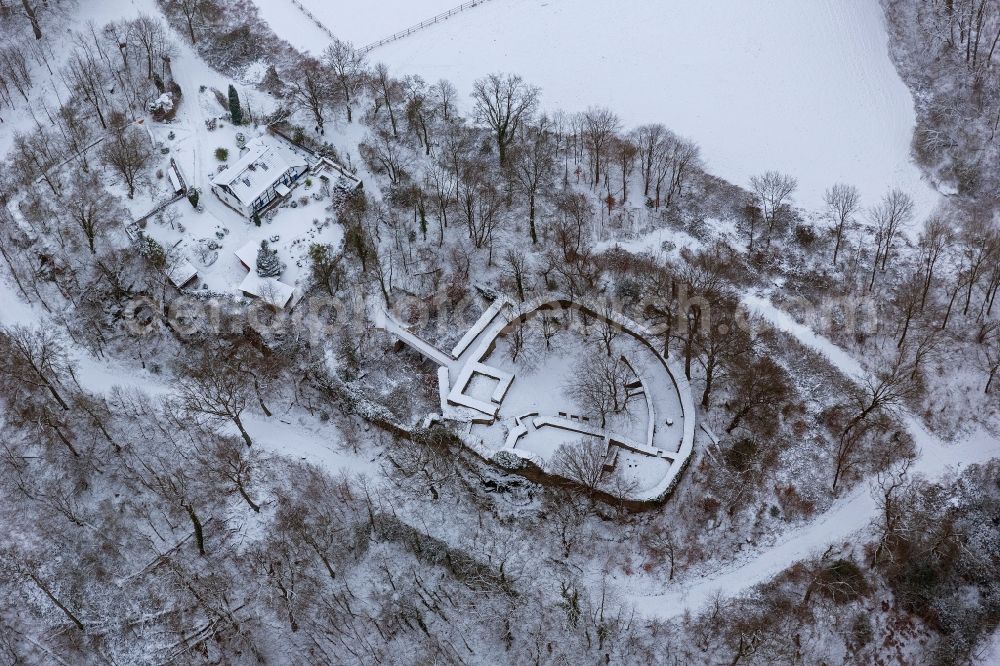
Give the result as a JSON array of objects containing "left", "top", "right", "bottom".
[{"left": 256, "top": 0, "right": 939, "bottom": 216}]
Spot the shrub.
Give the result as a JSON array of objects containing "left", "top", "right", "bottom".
[
  {"left": 810, "top": 558, "right": 868, "bottom": 603},
  {"left": 215, "top": 147, "right": 229, "bottom": 161},
  {"left": 793, "top": 224, "right": 818, "bottom": 248}
]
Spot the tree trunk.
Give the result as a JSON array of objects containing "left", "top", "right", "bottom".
[
  {"left": 21, "top": 0, "right": 42, "bottom": 39},
  {"left": 701, "top": 362, "right": 713, "bottom": 408},
  {"left": 232, "top": 413, "right": 253, "bottom": 447},
  {"left": 236, "top": 482, "right": 260, "bottom": 513},
  {"left": 528, "top": 193, "right": 537, "bottom": 244},
  {"left": 897, "top": 308, "right": 913, "bottom": 348},
  {"left": 29, "top": 574, "right": 84, "bottom": 631},
  {"left": 254, "top": 377, "right": 272, "bottom": 417},
  {"left": 50, "top": 423, "right": 80, "bottom": 457},
  {"left": 726, "top": 408, "right": 747, "bottom": 434},
  {"left": 185, "top": 503, "right": 206, "bottom": 555},
  {"left": 832, "top": 223, "right": 844, "bottom": 265},
  {"left": 941, "top": 280, "right": 961, "bottom": 330}
]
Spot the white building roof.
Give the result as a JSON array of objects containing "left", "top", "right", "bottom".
[
  {"left": 211, "top": 137, "right": 308, "bottom": 208},
  {"left": 239, "top": 273, "right": 294, "bottom": 308},
  {"left": 166, "top": 259, "right": 198, "bottom": 288},
  {"left": 234, "top": 239, "right": 260, "bottom": 269}
]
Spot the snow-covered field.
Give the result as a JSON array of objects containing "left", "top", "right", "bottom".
[{"left": 258, "top": 0, "right": 939, "bottom": 216}]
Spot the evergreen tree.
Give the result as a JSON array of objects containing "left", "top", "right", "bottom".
[
  {"left": 256, "top": 240, "right": 282, "bottom": 277},
  {"left": 260, "top": 65, "right": 283, "bottom": 96},
  {"left": 137, "top": 233, "right": 167, "bottom": 269},
  {"left": 228, "top": 84, "right": 243, "bottom": 125},
  {"left": 187, "top": 188, "right": 199, "bottom": 208},
  {"left": 252, "top": 211, "right": 261, "bottom": 227}
]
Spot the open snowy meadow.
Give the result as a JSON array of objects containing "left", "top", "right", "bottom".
[{"left": 258, "top": 0, "right": 940, "bottom": 215}]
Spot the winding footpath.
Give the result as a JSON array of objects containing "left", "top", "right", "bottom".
[{"left": 628, "top": 290, "right": 1000, "bottom": 621}]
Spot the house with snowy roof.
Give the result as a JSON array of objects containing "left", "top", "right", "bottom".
[{"left": 210, "top": 136, "right": 309, "bottom": 218}]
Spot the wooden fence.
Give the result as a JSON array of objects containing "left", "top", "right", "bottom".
[
  {"left": 358, "top": 0, "right": 496, "bottom": 54},
  {"left": 285, "top": 0, "right": 495, "bottom": 54}
]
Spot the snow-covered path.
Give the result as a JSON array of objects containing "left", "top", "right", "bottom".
[{"left": 628, "top": 292, "right": 1000, "bottom": 621}]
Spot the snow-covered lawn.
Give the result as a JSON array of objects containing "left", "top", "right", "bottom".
[{"left": 256, "top": 0, "right": 939, "bottom": 216}]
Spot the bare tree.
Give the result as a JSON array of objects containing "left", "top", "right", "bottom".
[
  {"left": 823, "top": 183, "right": 859, "bottom": 265},
  {"left": 0, "top": 326, "right": 73, "bottom": 411},
  {"left": 126, "top": 13, "right": 174, "bottom": 81},
  {"left": 425, "top": 160, "right": 456, "bottom": 245},
  {"left": 641, "top": 523, "right": 679, "bottom": 580},
  {"left": 289, "top": 56, "right": 331, "bottom": 132},
  {"left": 977, "top": 321, "right": 1000, "bottom": 393},
  {"left": 203, "top": 435, "right": 265, "bottom": 512},
  {"left": 582, "top": 107, "right": 621, "bottom": 186},
  {"left": 832, "top": 350, "right": 917, "bottom": 492},
  {"left": 173, "top": 355, "right": 256, "bottom": 447},
  {"left": 871, "top": 189, "right": 915, "bottom": 271},
  {"left": 695, "top": 297, "right": 751, "bottom": 407},
  {"left": 563, "top": 345, "right": 631, "bottom": 428},
  {"left": 502, "top": 247, "right": 529, "bottom": 301},
  {"left": 610, "top": 134, "right": 638, "bottom": 204},
  {"left": 957, "top": 209, "right": 999, "bottom": 317},
  {"left": 167, "top": 0, "right": 219, "bottom": 44},
  {"left": 749, "top": 171, "right": 797, "bottom": 249},
  {"left": 510, "top": 115, "right": 555, "bottom": 243},
  {"left": 658, "top": 132, "right": 700, "bottom": 208},
  {"left": 471, "top": 72, "right": 539, "bottom": 166},
  {"left": 738, "top": 191, "right": 763, "bottom": 253},
  {"left": 20, "top": 0, "right": 42, "bottom": 40},
  {"left": 100, "top": 123, "right": 151, "bottom": 199},
  {"left": 632, "top": 123, "right": 666, "bottom": 199},
  {"left": 430, "top": 78, "right": 457, "bottom": 123},
  {"left": 0, "top": 46, "right": 32, "bottom": 107},
  {"left": 457, "top": 163, "right": 505, "bottom": 257},
  {"left": 62, "top": 175, "right": 120, "bottom": 253},
  {"left": 916, "top": 215, "right": 952, "bottom": 311},
  {"left": 322, "top": 38, "right": 366, "bottom": 122},
  {"left": 871, "top": 459, "right": 912, "bottom": 566},
  {"left": 402, "top": 74, "right": 434, "bottom": 154},
  {"left": 725, "top": 354, "right": 791, "bottom": 435},
  {"left": 549, "top": 437, "right": 608, "bottom": 495},
  {"left": 359, "top": 128, "right": 410, "bottom": 185},
  {"left": 893, "top": 270, "right": 925, "bottom": 349},
  {"left": 53, "top": 104, "right": 96, "bottom": 172},
  {"left": 371, "top": 62, "right": 402, "bottom": 138},
  {"left": 11, "top": 127, "right": 61, "bottom": 195},
  {"left": 552, "top": 191, "right": 593, "bottom": 261}
]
